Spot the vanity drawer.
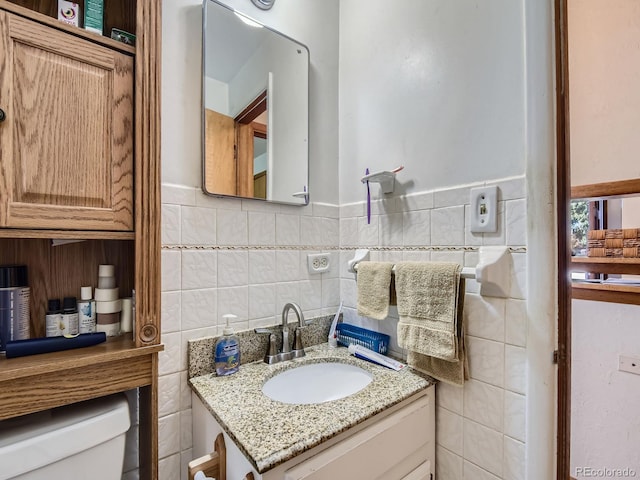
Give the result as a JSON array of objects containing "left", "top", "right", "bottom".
[{"left": 282, "top": 394, "right": 433, "bottom": 480}]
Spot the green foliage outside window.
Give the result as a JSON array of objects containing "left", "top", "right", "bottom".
[{"left": 571, "top": 200, "right": 589, "bottom": 255}]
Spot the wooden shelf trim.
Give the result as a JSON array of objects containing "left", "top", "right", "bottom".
[
  {"left": 572, "top": 282, "right": 640, "bottom": 305},
  {"left": 571, "top": 256, "right": 640, "bottom": 275},
  {"left": 571, "top": 178, "right": 640, "bottom": 200},
  {"left": 0, "top": 352, "right": 159, "bottom": 420},
  {"left": 0, "top": 0, "right": 135, "bottom": 54},
  {"left": 0, "top": 337, "right": 163, "bottom": 382},
  {"left": 0, "top": 229, "right": 135, "bottom": 240}
]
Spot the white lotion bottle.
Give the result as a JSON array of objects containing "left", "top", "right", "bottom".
[{"left": 78, "top": 286, "right": 96, "bottom": 334}]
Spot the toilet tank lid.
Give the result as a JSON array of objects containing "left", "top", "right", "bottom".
[{"left": 0, "top": 393, "right": 131, "bottom": 479}]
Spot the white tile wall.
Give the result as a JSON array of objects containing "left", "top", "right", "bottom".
[
  {"left": 436, "top": 445, "right": 463, "bottom": 480},
  {"left": 463, "top": 419, "right": 504, "bottom": 477},
  {"left": 158, "top": 176, "right": 527, "bottom": 480}
]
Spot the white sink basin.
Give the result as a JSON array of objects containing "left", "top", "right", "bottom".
[{"left": 262, "top": 362, "right": 374, "bottom": 405}]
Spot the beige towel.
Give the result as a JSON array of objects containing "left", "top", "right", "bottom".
[
  {"left": 407, "top": 284, "right": 468, "bottom": 386},
  {"left": 396, "top": 262, "right": 462, "bottom": 361},
  {"left": 357, "top": 261, "right": 394, "bottom": 320}
]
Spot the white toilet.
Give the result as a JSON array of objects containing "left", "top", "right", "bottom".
[{"left": 0, "top": 393, "right": 130, "bottom": 480}]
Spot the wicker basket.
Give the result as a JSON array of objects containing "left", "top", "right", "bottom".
[{"left": 587, "top": 228, "right": 640, "bottom": 258}]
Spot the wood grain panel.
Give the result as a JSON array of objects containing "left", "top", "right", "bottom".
[
  {"left": 0, "top": 355, "right": 152, "bottom": 419},
  {"left": 104, "top": 0, "right": 137, "bottom": 38},
  {"left": 1, "top": 12, "right": 133, "bottom": 230},
  {"left": 134, "top": 0, "right": 161, "bottom": 352},
  {"left": 237, "top": 123, "right": 255, "bottom": 198},
  {"left": 572, "top": 283, "right": 640, "bottom": 305},
  {"left": 205, "top": 109, "right": 236, "bottom": 196},
  {"left": 0, "top": 228, "right": 134, "bottom": 239},
  {"left": 0, "top": 238, "right": 134, "bottom": 338},
  {"left": 571, "top": 178, "right": 640, "bottom": 200},
  {"left": 139, "top": 354, "right": 159, "bottom": 480},
  {"left": 0, "top": 337, "right": 161, "bottom": 381},
  {"left": 555, "top": 0, "right": 571, "bottom": 477},
  {"left": 0, "top": 11, "right": 11, "bottom": 227},
  {"left": 570, "top": 257, "right": 640, "bottom": 275},
  {"left": 3, "top": 0, "right": 55, "bottom": 18}
]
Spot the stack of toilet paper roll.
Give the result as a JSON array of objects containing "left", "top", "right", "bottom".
[{"left": 95, "top": 265, "right": 133, "bottom": 337}]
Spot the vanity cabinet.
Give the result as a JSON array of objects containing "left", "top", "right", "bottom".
[
  {"left": 192, "top": 388, "right": 435, "bottom": 480},
  {"left": 0, "top": 1, "right": 161, "bottom": 478},
  {"left": 0, "top": 10, "right": 134, "bottom": 231}
]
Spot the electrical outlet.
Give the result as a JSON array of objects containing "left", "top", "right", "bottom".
[
  {"left": 619, "top": 355, "right": 640, "bottom": 375},
  {"left": 308, "top": 253, "right": 331, "bottom": 274}
]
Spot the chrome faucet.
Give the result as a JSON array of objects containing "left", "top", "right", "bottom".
[{"left": 255, "top": 302, "right": 310, "bottom": 364}]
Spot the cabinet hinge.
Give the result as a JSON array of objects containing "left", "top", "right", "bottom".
[{"left": 553, "top": 350, "right": 559, "bottom": 364}]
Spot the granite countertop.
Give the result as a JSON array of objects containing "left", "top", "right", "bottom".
[{"left": 189, "top": 343, "right": 432, "bottom": 473}]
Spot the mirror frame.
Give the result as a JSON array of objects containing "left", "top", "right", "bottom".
[{"left": 201, "top": 0, "right": 310, "bottom": 206}]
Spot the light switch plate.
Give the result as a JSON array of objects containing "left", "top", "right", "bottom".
[{"left": 470, "top": 186, "right": 498, "bottom": 233}]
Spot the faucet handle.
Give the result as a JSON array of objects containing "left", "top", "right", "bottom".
[
  {"left": 291, "top": 326, "right": 306, "bottom": 357},
  {"left": 254, "top": 328, "right": 279, "bottom": 363}
]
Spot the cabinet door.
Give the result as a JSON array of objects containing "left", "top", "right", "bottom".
[
  {"left": 0, "top": 11, "right": 134, "bottom": 231},
  {"left": 282, "top": 395, "right": 433, "bottom": 480}
]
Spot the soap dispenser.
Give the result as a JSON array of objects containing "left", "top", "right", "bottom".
[{"left": 214, "top": 314, "right": 240, "bottom": 376}]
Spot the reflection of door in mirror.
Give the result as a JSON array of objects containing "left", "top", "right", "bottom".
[
  {"left": 237, "top": 92, "right": 267, "bottom": 199},
  {"left": 205, "top": 109, "right": 236, "bottom": 196},
  {"left": 204, "top": 91, "right": 268, "bottom": 199}
]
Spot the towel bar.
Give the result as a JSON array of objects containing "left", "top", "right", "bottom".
[
  {"left": 353, "top": 262, "right": 476, "bottom": 279},
  {"left": 348, "top": 246, "right": 511, "bottom": 298}
]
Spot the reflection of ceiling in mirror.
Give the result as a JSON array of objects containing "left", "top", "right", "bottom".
[{"left": 205, "top": 3, "right": 266, "bottom": 81}]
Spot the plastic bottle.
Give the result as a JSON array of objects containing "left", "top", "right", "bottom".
[
  {"left": 78, "top": 286, "right": 97, "bottom": 334},
  {"left": 45, "top": 299, "right": 63, "bottom": 337},
  {"left": 61, "top": 297, "right": 79, "bottom": 336},
  {"left": 214, "top": 314, "right": 240, "bottom": 376}
]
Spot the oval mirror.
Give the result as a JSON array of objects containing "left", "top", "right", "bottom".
[{"left": 202, "top": 0, "right": 310, "bottom": 205}]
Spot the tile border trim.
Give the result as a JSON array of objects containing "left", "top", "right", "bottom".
[{"left": 162, "top": 244, "right": 527, "bottom": 253}]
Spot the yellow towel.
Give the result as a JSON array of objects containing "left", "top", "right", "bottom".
[
  {"left": 396, "top": 262, "right": 462, "bottom": 361},
  {"left": 357, "top": 261, "right": 394, "bottom": 320}
]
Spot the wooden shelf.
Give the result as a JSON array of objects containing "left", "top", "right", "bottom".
[
  {"left": 571, "top": 178, "right": 640, "bottom": 200},
  {"left": 570, "top": 256, "right": 640, "bottom": 275},
  {"left": 572, "top": 281, "right": 640, "bottom": 305},
  {"left": 0, "top": 229, "right": 135, "bottom": 240},
  {"left": 0, "top": 0, "right": 135, "bottom": 54},
  {"left": 0, "top": 336, "right": 162, "bottom": 382},
  {"left": 0, "top": 337, "right": 163, "bottom": 420}
]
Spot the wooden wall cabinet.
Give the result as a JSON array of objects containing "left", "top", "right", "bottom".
[
  {"left": 570, "top": 178, "right": 640, "bottom": 305},
  {"left": 0, "top": 1, "right": 161, "bottom": 478},
  {"left": 0, "top": 11, "right": 134, "bottom": 231}
]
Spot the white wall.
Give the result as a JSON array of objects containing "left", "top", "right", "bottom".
[
  {"left": 569, "top": 0, "right": 640, "bottom": 185},
  {"left": 571, "top": 300, "right": 640, "bottom": 475},
  {"left": 336, "top": 2, "right": 555, "bottom": 479},
  {"left": 338, "top": 0, "right": 526, "bottom": 205},
  {"left": 204, "top": 77, "right": 229, "bottom": 113}
]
